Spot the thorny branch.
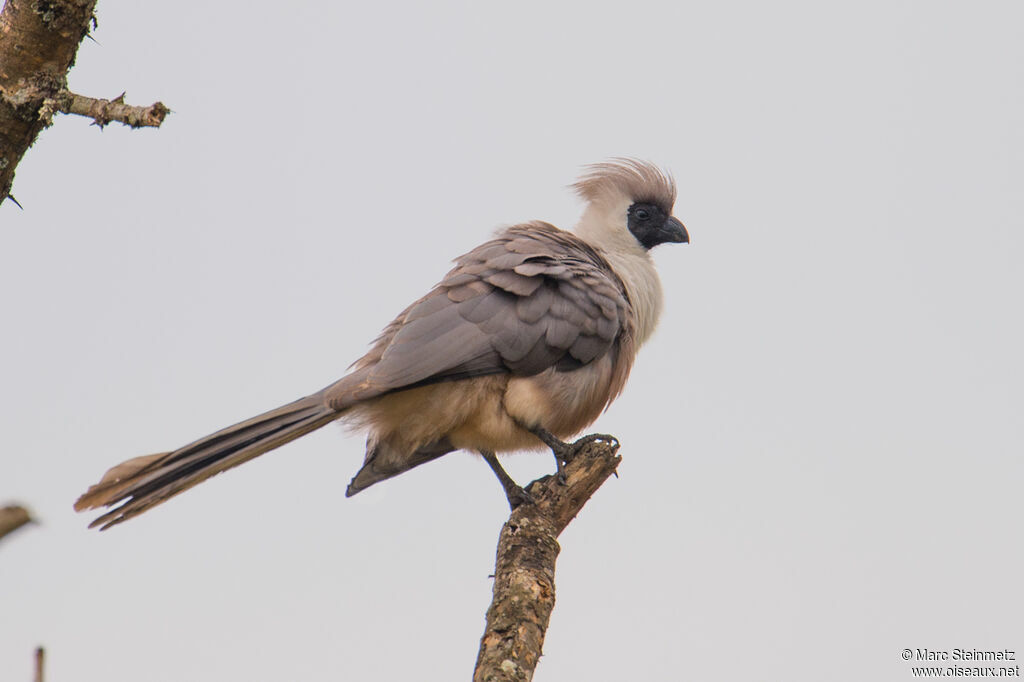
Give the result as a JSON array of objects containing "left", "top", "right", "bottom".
[
  {"left": 0, "top": 0, "right": 169, "bottom": 205},
  {"left": 60, "top": 91, "right": 167, "bottom": 128}
]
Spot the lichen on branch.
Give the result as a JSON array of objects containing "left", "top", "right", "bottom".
[{"left": 0, "top": 0, "right": 168, "bottom": 205}]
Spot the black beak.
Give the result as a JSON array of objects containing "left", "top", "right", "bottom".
[{"left": 662, "top": 216, "right": 689, "bottom": 244}]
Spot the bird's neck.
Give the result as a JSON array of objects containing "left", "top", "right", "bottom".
[{"left": 575, "top": 203, "right": 665, "bottom": 347}]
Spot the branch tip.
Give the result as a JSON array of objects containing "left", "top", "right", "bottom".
[
  {"left": 63, "top": 91, "right": 169, "bottom": 129},
  {"left": 0, "top": 504, "right": 34, "bottom": 543}
]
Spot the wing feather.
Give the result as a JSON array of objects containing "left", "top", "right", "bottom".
[
  {"left": 333, "top": 222, "right": 633, "bottom": 398},
  {"left": 515, "top": 283, "right": 555, "bottom": 324},
  {"left": 484, "top": 269, "right": 544, "bottom": 297}
]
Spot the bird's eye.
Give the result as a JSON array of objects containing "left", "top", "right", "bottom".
[{"left": 635, "top": 208, "right": 650, "bottom": 220}]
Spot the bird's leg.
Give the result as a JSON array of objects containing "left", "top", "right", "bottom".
[
  {"left": 525, "top": 426, "right": 619, "bottom": 485},
  {"left": 481, "top": 451, "right": 534, "bottom": 510},
  {"left": 528, "top": 427, "right": 574, "bottom": 484}
]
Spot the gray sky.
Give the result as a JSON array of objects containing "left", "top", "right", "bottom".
[{"left": 2, "top": 1, "right": 1022, "bottom": 680}]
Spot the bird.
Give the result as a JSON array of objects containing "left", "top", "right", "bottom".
[{"left": 75, "top": 159, "right": 689, "bottom": 530}]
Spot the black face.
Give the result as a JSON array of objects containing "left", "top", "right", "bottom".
[{"left": 627, "top": 202, "right": 689, "bottom": 249}]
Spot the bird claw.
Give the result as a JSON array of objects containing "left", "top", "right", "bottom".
[
  {"left": 566, "top": 433, "right": 619, "bottom": 461},
  {"left": 507, "top": 485, "right": 535, "bottom": 510},
  {"left": 555, "top": 460, "right": 569, "bottom": 486},
  {"left": 550, "top": 433, "right": 619, "bottom": 486},
  {"left": 521, "top": 424, "right": 620, "bottom": 487}
]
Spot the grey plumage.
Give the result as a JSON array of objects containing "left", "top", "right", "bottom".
[
  {"left": 356, "top": 223, "right": 628, "bottom": 388},
  {"left": 75, "top": 159, "right": 687, "bottom": 529}
]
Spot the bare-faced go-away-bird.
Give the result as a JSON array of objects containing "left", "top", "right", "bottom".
[{"left": 75, "top": 159, "right": 689, "bottom": 529}]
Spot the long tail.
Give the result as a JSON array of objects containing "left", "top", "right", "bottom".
[{"left": 75, "top": 394, "right": 340, "bottom": 530}]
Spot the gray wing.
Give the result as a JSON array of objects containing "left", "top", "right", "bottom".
[{"left": 328, "top": 222, "right": 631, "bottom": 404}]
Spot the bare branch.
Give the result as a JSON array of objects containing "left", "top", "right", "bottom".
[
  {"left": 0, "top": 0, "right": 97, "bottom": 203},
  {"left": 0, "top": 504, "right": 34, "bottom": 544},
  {"left": 34, "top": 646, "right": 45, "bottom": 682},
  {"left": 0, "top": 0, "right": 169, "bottom": 205},
  {"left": 60, "top": 91, "right": 168, "bottom": 128},
  {"left": 473, "top": 438, "right": 622, "bottom": 682}
]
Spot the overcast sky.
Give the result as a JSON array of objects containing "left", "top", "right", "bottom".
[{"left": 2, "top": 2, "right": 1022, "bottom": 680}]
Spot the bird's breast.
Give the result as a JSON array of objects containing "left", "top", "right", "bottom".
[{"left": 603, "top": 250, "right": 664, "bottom": 347}]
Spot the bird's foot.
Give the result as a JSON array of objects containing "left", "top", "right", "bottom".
[
  {"left": 567, "top": 433, "right": 619, "bottom": 459},
  {"left": 505, "top": 484, "right": 536, "bottom": 510},
  {"left": 481, "top": 450, "right": 535, "bottom": 511},
  {"left": 529, "top": 427, "right": 619, "bottom": 485}
]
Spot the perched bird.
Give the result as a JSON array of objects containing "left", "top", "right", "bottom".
[{"left": 76, "top": 159, "right": 688, "bottom": 529}]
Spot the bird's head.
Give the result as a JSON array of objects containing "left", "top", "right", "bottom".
[{"left": 572, "top": 158, "right": 688, "bottom": 253}]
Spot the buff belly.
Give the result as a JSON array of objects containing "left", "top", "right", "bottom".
[{"left": 349, "top": 359, "right": 616, "bottom": 456}]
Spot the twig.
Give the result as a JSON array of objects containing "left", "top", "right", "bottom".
[
  {"left": 473, "top": 438, "right": 622, "bottom": 682},
  {"left": 60, "top": 91, "right": 168, "bottom": 128},
  {"left": 0, "top": 504, "right": 34, "bottom": 544},
  {"left": 34, "top": 646, "right": 45, "bottom": 682}
]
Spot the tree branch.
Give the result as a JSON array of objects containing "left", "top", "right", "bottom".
[
  {"left": 0, "top": 504, "right": 33, "bottom": 544},
  {"left": 0, "top": 0, "right": 169, "bottom": 205},
  {"left": 59, "top": 91, "right": 168, "bottom": 128},
  {"left": 473, "top": 438, "right": 622, "bottom": 682},
  {"left": 34, "top": 646, "right": 45, "bottom": 682}
]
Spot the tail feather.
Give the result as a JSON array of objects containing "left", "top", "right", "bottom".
[
  {"left": 75, "top": 395, "right": 339, "bottom": 530},
  {"left": 345, "top": 437, "right": 454, "bottom": 497}
]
